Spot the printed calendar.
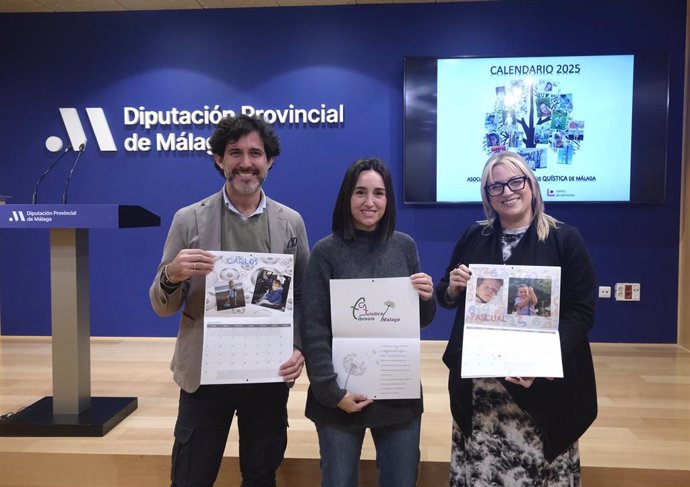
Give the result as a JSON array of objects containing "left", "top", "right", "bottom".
[
  {"left": 200, "top": 251, "right": 294, "bottom": 385},
  {"left": 461, "top": 264, "right": 563, "bottom": 378}
]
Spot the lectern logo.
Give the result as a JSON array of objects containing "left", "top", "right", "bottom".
[
  {"left": 46, "top": 107, "right": 118, "bottom": 153},
  {"left": 8, "top": 211, "right": 26, "bottom": 222}
]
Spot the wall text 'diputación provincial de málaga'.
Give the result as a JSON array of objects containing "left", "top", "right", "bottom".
[{"left": 122, "top": 104, "right": 345, "bottom": 154}]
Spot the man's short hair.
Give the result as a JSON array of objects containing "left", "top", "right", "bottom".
[{"left": 209, "top": 114, "right": 281, "bottom": 177}]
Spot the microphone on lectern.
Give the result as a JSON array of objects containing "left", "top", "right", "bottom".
[
  {"left": 31, "top": 145, "right": 74, "bottom": 204},
  {"left": 61, "top": 142, "right": 86, "bottom": 204}
]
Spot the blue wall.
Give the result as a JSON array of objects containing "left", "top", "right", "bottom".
[{"left": 0, "top": 0, "right": 685, "bottom": 342}]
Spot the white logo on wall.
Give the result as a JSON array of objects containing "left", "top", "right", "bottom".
[
  {"left": 46, "top": 108, "right": 117, "bottom": 153},
  {"left": 8, "top": 211, "right": 26, "bottom": 222},
  {"left": 46, "top": 104, "right": 345, "bottom": 155}
]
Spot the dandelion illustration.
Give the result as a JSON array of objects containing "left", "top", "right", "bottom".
[
  {"left": 342, "top": 353, "right": 366, "bottom": 389},
  {"left": 383, "top": 300, "right": 395, "bottom": 316}
]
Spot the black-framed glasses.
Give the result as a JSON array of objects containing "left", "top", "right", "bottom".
[{"left": 484, "top": 176, "right": 528, "bottom": 197}]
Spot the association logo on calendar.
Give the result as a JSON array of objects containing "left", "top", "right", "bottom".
[{"left": 349, "top": 296, "right": 402, "bottom": 323}]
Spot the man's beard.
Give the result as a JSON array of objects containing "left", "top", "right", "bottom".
[{"left": 226, "top": 170, "right": 266, "bottom": 195}]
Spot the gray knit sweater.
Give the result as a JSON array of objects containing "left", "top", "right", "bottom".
[{"left": 301, "top": 230, "right": 436, "bottom": 428}]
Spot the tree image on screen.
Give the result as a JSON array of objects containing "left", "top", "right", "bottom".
[{"left": 484, "top": 79, "right": 585, "bottom": 169}]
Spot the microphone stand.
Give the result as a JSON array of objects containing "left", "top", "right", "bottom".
[
  {"left": 61, "top": 143, "right": 86, "bottom": 204},
  {"left": 31, "top": 146, "right": 73, "bottom": 204}
]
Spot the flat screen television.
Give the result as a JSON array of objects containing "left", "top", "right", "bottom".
[{"left": 404, "top": 54, "right": 669, "bottom": 204}]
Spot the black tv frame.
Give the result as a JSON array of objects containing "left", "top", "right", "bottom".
[{"left": 403, "top": 53, "right": 669, "bottom": 204}]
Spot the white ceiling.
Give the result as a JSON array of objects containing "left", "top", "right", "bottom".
[{"left": 0, "top": 0, "right": 487, "bottom": 13}]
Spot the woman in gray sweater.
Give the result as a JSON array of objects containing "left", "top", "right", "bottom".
[{"left": 301, "top": 157, "right": 436, "bottom": 487}]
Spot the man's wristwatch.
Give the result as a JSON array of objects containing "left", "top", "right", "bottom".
[{"left": 160, "top": 265, "right": 181, "bottom": 291}]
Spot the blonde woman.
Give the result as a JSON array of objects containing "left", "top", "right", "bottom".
[{"left": 436, "top": 151, "right": 597, "bottom": 486}]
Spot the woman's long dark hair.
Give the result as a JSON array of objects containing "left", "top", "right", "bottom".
[{"left": 332, "top": 157, "right": 396, "bottom": 241}]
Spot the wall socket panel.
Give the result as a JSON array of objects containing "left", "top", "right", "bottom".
[
  {"left": 615, "top": 283, "right": 641, "bottom": 301},
  {"left": 598, "top": 286, "right": 612, "bottom": 298}
]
